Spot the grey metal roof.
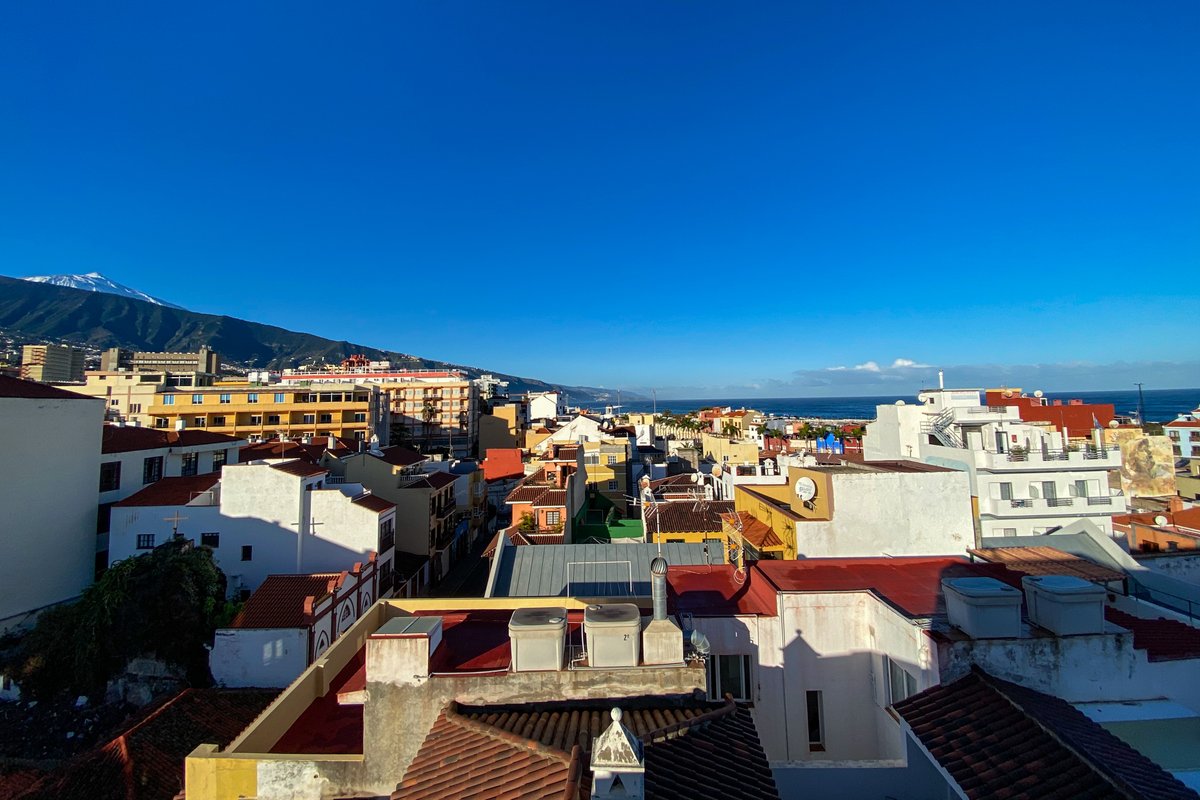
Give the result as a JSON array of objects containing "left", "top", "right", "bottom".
[{"left": 489, "top": 542, "right": 718, "bottom": 598}]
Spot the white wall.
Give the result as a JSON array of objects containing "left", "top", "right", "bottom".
[
  {"left": 795, "top": 471, "right": 974, "bottom": 558},
  {"left": 0, "top": 394, "right": 104, "bottom": 629},
  {"left": 211, "top": 627, "right": 308, "bottom": 688}
]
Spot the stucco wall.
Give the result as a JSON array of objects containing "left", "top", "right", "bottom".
[
  {"left": 1, "top": 394, "right": 104, "bottom": 628},
  {"left": 211, "top": 627, "right": 309, "bottom": 688}
]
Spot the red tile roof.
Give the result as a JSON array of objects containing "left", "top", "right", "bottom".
[
  {"left": 893, "top": 668, "right": 1198, "bottom": 800},
  {"left": 1105, "top": 607, "right": 1200, "bottom": 662},
  {"left": 18, "top": 688, "right": 277, "bottom": 800},
  {"left": 968, "top": 546, "right": 1125, "bottom": 582},
  {"left": 424, "top": 610, "right": 521, "bottom": 674},
  {"left": 240, "top": 438, "right": 356, "bottom": 464},
  {"left": 393, "top": 696, "right": 779, "bottom": 800},
  {"left": 1166, "top": 418, "right": 1200, "bottom": 428},
  {"left": 114, "top": 474, "right": 220, "bottom": 507},
  {"left": 646, "top": 500, "right": 734, "bottom": 534},
  {"left": 270, "top": 459, "right": 328, "bottom": 477},
  {"left": 0, "top": 376, "right": 94, "bottom": 400},
  {"left": 482, "top": 448, "right": 525, "bottom": 482},
  {"left": 719, "top": 511, "right": 783, "bottom": 549},
  {"left": 753, "top": 557, "right": 1016, "bottom": 618},
  {"left": 229, "top": 574, "right": 342, "bottom": 629},
  {"left": 668, "top": 564, "right": 779, "bottom": 617},
  {"left": 102, "top": 425, "right": 243, "bottom": 454},
  {"left": 351, "top": 492, "right": 395, "bottom": 513}
]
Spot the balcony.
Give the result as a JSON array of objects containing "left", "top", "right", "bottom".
[
  {"left": 974, "top": 446, "right": 1121, "bottom": 472},
  {"left": 982, "top": 493, "right": 1126, "bottom": 518}
]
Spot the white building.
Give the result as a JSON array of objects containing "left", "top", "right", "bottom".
[
  {"left": 108, "top": 458, "right": 398, "bottom": 597},
  {"left": 0, "top": 377, "right": 104, "bottom": 631},
  {"left": 865, "top": 387, "right": 1126, "bottom": 541},
  {"left": 527, "top": 390, "right": 565, "bottom": 422},
  {"left": 210, "top": 559, "right": 382, "bottom": 688}
]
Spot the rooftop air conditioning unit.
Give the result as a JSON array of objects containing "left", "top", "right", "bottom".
[
  {"left": 1021, "top": 575, "right": 1106, "bottom": 636},
  {"left": 509, "top": 607, "right": 568, "bottom": 672},
  {"left": 942, "top": 577, "right": 1022, "bottom": 639},
  {"left": 584, "top": 603, "right": 642, "bottom": 668}
]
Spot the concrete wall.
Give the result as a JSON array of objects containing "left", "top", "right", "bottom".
[
  {"left": 1134, "top": 552, "right": 1200, "bottom": 587},
  {"left": 211, "top": 627, "right": 308, "bottom": 688},
  {"left": 0, "top": 393, "right": 104, "bottom": 629}
]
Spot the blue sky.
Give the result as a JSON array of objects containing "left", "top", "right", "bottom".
[{"left": 1, "top": 2, "right": 1198, "bottom": 397}]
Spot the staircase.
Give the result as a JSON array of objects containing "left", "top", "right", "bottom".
[{"left": 921, "top": 408, "right": 963, "bottom": 448}]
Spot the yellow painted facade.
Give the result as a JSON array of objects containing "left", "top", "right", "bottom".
[
  {"left": 700, "top": 431, "right": 760, "bottom": 465},
  {"left": 582, "top": 438, "right": 630, "bottom": 505},
  {"left": 146, "top": 383, "right": 383, "bottom": 442},
  {"left": 730, "top": 466, "right": 834, "bottom": 560}
]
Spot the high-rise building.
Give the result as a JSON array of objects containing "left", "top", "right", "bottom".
[
  {"left": 20, "top": 344, "right": 86, "bottom": 383},
  {"left": 130, "top": 345, "right": 220, "bottom": 375}
]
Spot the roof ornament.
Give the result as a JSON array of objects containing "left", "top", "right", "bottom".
[{"left": 590, "top": 707, "right": 645, "bottom": 799}]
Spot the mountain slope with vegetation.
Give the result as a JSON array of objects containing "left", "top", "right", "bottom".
[{"left": 0, "top": 274, "right": 623, "bottom": 402}]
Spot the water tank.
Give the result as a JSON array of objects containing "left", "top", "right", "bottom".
[
  {"left": 942, "top": 577, "right": 1022, "bottom": 639},
  {"left": 1021, "top": 575, "right": 1106, "bottom": 636},
  {"left": 508, "top": 607, "right": 568, "bottom": 672},
  {"left": 584, "top": 603, "right": 642, "bottom": 667}
]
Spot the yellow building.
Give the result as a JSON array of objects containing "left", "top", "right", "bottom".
[
  {"left": 61, "top": 370, "right": 217, "bottom": 425},
  {"left": 145, "top": 383, "right": 387, "bottom": 443},
  {"left": 479, "top": 401, "right": 526, "bottom": 451},
  {"left": 581, "top": 438, "right": 630, "bottom": 507},
  {"left": 700, "top": 431, "right": 760, "bottom": 466},
  {"left": 731, "top": 466, "right": 835, "bottom": 561},
  {"left": 21, "top": 344, "right": 85, "bottom": 383}
]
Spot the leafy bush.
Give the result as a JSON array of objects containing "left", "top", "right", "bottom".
[{"left": 0, "top": 541, "right": 227, "bottom": 700}]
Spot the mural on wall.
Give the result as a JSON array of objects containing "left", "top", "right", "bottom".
[{"left": 1118, "top": 435, "right": 1177, "bottom": 498}]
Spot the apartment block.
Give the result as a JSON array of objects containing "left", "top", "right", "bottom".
[
  {"left": 130, "top": 345, "right": 220, "bottom": 375},
  {"left": 60, "top": 369, "right": 217, "bottom": 425},
  {"left": 20, "top": 343, "right": 85, "bottom": 383}
]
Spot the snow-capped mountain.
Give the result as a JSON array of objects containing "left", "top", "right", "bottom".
[{"left": 22, "top": 272, "right": 185, "bottom": 309}]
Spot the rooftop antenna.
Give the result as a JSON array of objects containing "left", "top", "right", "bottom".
[{"left": 1134, "top": 382, "right": 1145, "bottom": 426}]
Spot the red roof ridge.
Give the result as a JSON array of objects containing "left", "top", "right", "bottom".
[
  {"left": 641, "top": 696, "right": 738, "bottom": 743},
  {"left": 442, "top": 701, "right": 576, "bottom": 764}
]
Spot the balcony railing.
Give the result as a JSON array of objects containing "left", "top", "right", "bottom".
[
  {"left": 1086, "top": 496, "right": 1112, "bottom": 506},
  {"left": 1010, "top": 499, "right": 1033, "bottom": 508},
  {"left": 1047, "top": 498, "right": 1074, "bottom": 507}
]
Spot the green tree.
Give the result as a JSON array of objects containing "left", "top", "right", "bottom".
[{"left": 0, "top": 541, "right": 227, "bottom": 700}]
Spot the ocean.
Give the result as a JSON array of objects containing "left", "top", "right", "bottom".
[{"left": 617, "top": 388, "right": 1200, "bottom": 423}]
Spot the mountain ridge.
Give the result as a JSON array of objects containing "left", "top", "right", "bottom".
[
  {"left": 0, "top": 274, "right": 629, "bottom": 404},
  {"left": 21, "top": 272, "right": 185, "bottom": 309}
]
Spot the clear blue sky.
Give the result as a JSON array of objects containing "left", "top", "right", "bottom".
[{"left": 2, "top": 2, "right": 1198, "bottom": 397}]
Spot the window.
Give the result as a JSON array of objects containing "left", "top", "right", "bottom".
[
  {"left": 247, "top": 393, "right": 258, "bottom": 404},
  {"left": 319, "top": 413, "right": 333, "bottom": 424},
  {"left": 267, "top": 414, "right": 281, "bottom": 425},
  {"left": 154, "top": 418, "right": 169, "bottom": 428},
  {"left": 274, "top": 393, "right": 286, "bottom": 403},
  {"left": 546, "top": 511, "right": 561, "bottom": 526},
  {"left": 193, "top": 416, "right": 206, "bottom": 427},
  {"left": 201, "top": 532, "right": 220, "bottom": 548},
  {"left": 97, "top": 502, "right": 114, "bottom": 535},
  {"left": 219, "top": 393, "right": 231, "bottom": 404},
  {"left": 181, "top": 452, "right": 199, "bottom": 477},
  {"left": 606, "top": 454, "right": 618, "bottom": 466},
  {"left": 354, "top": 412, "right": 366, "bottom": 423},
  {"left": 584, "top": 453, "right": 600, "bottom": 465},
  {"left": 213, "top": 450, "right": 227, "bottom": 470},
  {"left": 706, "top": 654, "right": 753, "bottom": 702},
  {"left": 129, "top": 403, "right": 141, "bottom": 414},
  {"left": 999, "top": 482, "right": 1012, "bottom": 500},
  {"left": 806, "top": 691, "right": 825, "bottom": 751},
  {"left": 302, "top": 414, "right": 316, "bottom": 424},
  {"left": 137, "top": 534, "right": 156, "bottom": 550},
  {"left": 192, "top": 394, "right": 203, "bottom": 404},
  {"left": 163, "top": 395, "right": 175, "bottom": 405},
  {"left": 380, "top": 518, "right": 395, "bottom": 552},
  {"left": 142, "top": 456, "right": 163, "bottom": 485},
  {"left": 99, "top": 461, "right": 121, "bottom": 492},
  {"left": 241, "top": 545, "right": 253, "bottom": 561},
  {"left": 885, "top": 656, "right": 919, "bottom": 705},
  {"left": 249, "top": 415, "right": 262, "bottom": 425},
  {"left": 607, "top": 480, "right": 618, "bottom": 490},
  {"left": 211, "top": 416, "right": 226, "bottom": 426}
]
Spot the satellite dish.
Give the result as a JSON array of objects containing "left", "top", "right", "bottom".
[
  {"left": 1003, "top": 390, "right": 1013, "bottom": 398},
  {"left": 711, "top": 465, "right": 723, "bottom": 477},
  {"left": 795, "top": 477, "right": 817, "bottom": 502},
  {"left": 692, "top": 473, "right": 702, "bottom": 484},
  {"left": 1108, "top": 420, "right": 1119, "bottom": 429},
  {"left": 895, "top": 400, "right": 906, "bottom": 406},
  {"left": 1034, "top": 390, "right": 1044, "bottom": 398},
  {"left": 1155, "top": 515, "right": 1169, "bottom": 526}
]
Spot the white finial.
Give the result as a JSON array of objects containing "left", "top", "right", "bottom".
[{"left": 611, "top": 707, "right": 622, "bottom": 723}]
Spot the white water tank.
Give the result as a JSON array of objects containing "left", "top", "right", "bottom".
[
  {"left": 584, "top": 603, "right": 642, "bottom": 667},
  {"left": 1021, "top": 575, "right": 1106, "bottom": 636},
  {"left": 509, "top": 607, "right": 568, "bottom": 672},
  {"left": 942, "top": 577, "right": 1022, "bottom": 639}
]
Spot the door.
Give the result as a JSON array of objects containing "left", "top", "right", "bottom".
[{"left": 1042, "top": 481, "right": 1057, "bottom": 502}]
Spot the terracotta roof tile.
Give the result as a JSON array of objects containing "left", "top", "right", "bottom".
[
  {"left": 1105, "top": 607, "right": 1200, "bottom": 662},
  {"left": 893, "top": 669, "right": 1198, "bottom": 800},
  {"left": 0, "top": 376, "right": 95, "bottom": 400},
  {"left": 351, "top": 492, "right": 395, "bottom": 513},
  {"left": 719, "top": 511, "right": 782, "bottom": 549},
  {"left": 394, "top": 696, "right": 779, "bottom": 800},
  {"left": 968, "top": 546, "right": 1125, "bottom": 582},
  {"left": 114, "top": 474, "right": 220, "bottom": 507},
  {"left": 645, "top": 501, "right": 734, "bottom": 534},
  {"left": 229, "top": 574, "right": 342, "bottom": 629},
  {"left": 270, "top": 459, "right": 328, "bottom": 477},
  {"left": 372, "top": 445, "right": 426, "bottom": 467},
  {"left": 102, "top": 425, "right": 244, "bottom": 454},
  {"left": 19, "top": 689, "right": 277, "bottom": 800},
  {"left": 482, "top": 448, "right": 525, "bottom": 482}
]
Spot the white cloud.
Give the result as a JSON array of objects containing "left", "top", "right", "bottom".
[
  {"left": 828, "top": 358, "right": 923, "bottom": 372},
  {"left": 891, "top": 358, "right": 930, "bottom": 369}
]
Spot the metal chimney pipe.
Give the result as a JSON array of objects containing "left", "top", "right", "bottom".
[{"left": 650, "top": 557, "right": 668, "bottom": 621}]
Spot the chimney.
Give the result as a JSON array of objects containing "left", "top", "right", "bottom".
[
  {"left": 590, "top": 708, "right": 644, "bottom": 800},
  {"left": 1168, "top": 496, "right": 1184, "bottom": 514},
  {"left": 642, "top": 558, "right": 683, "bottom": 665},
  {"left": 327, "top": 434, "right": 337, "bottom": 450},
  {"left": 367, "top": 615, "right": 444, "bottom": 687}
]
